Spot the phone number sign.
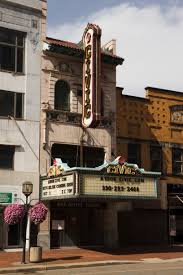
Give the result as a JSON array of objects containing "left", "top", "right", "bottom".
[{"left": 81, "top": 175, "right": 157, "bottom": 198}]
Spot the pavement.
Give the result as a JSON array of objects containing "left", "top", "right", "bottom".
[{"left": 1, "top": 246, "right": 183, "bottom": 273}]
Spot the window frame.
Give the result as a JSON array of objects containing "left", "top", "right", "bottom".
[
  {"left": 54, "top": 80, "right": 70, "bottom": 112},
  {"left": 127, "top": 143, "right": 141, "bottom": 166},
  {"left": 150, "top": 145, "right": 162, "bottom": 172},
  {"left": 0, "top": 145, "right": 15, "bottom": 170},
  {"left": 0, "top": 27, "right": 25, "bottom": 74},
  {"left": 0, "top": 90, "right": 24, "bottom": 119},
  {"left": 172, "top": 148, "right": 183, "bottom": 175}
]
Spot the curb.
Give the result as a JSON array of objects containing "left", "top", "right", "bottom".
[{"left": 0, "top": 260, "right": 141, "bottom": 274}]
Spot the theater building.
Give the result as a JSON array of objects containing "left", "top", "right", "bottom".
[
  {"left": 116, "top": 86, "right": 183, "bottom": 245},
  {"left": 39, "top": 21, "right": 125, "bottom": 248}
]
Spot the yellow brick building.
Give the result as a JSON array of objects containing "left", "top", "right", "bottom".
[{"left": 116, "top": 86, "right": 183, "bottom": 245}]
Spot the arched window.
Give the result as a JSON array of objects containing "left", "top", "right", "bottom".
[{"left": 54, "top": 80, "right": 70, "bottom": 111}]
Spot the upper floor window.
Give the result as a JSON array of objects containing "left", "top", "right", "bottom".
[
  {"left": 0, "top": 90, "right": 24, "bottom": 119},
  {"left": 0, "top": 27, "right": 25, "bottom": 73},
  {"left": 150, "top": 146, "right": 162, "bottom": 172},
  {"left": 54, "top": 80, "right": 70, "bottom": 111},
  {"left": 172, "top": 148, "right": 183, "bottom": 175},
  {"left": 128, "top": 143, "right": 141, "bottom": 166},
  {"left": 0, "top": 145, "right": 15, "bottom": 169}
]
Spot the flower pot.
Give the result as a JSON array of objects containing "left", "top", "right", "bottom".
[{"left": 29, "top": 246, "right": 42, "bottom": 263}]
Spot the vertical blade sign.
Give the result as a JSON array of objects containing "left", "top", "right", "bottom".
[{"left": 82, "top": 23, "right": 101, "bottom": 128}]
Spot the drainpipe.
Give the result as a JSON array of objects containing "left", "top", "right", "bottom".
[{"left": 80, "top": 128, "right": 85, "bottom": 167}]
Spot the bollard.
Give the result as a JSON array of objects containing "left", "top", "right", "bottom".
[{"left": 29, "top": 246, "right": 42, "bottom": 263}]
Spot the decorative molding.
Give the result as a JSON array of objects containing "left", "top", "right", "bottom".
[
  {"left": 171, "top": 111, "right": 183, "bottom": 124},
  {"left": 29, "top": 30, "right": 40, "bottom": 51},
  {"left": 58, "top": 62, "right": 73, "bottom": 73},
  {"left": 46, "top": 110, "right": 112, "bottom": 128}
]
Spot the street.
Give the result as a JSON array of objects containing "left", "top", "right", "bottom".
[{"left": 5, "top": 262, "right": 183, "bottom": 275}]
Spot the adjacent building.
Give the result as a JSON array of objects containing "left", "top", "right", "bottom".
[
  {"left": 0, "top": 0, "right": 44, "bottom": 249},
  {"left": 116, "top": 86, "right": 183, "bottom": 246}
]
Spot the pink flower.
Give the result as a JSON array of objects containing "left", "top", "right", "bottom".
[
  {"left": 28, "top": 202, "right": 48, "bottom": 225},
  {"left": 4, "top": 204, "right": 25, "bottom": 225}
]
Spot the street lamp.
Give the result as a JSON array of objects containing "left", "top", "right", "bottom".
[{"left": 22, "top": 181, "right": 33, "bottom": 264}]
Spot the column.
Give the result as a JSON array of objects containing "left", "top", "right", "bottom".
[
  {"left": 38, "top": 201, "right": 50, "bottom": 250},
  {"left": 104, "top": 201, "right": 132, "bottom": 248}
]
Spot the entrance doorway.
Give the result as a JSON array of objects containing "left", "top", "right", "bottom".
[
  {"left": 4, "top": 223, "right": 22, "bottom": 248},
  {"left": 0, "top": 212, "right": 3, "bottom": 249},
  {"left": 169, "top": 210, "right": 183, "bottom": 244},
  {"left": 118, "top": 210, "right": 167, "bottom": 246},
  {"left": 50, "top": 203, "right": 104, "bottom": 248}
]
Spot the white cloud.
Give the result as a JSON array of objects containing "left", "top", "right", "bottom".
[{"left": 48, "top": 3, "right": 183, "bottom": 97}]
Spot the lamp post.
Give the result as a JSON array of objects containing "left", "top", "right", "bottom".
[{"left": 22, "top": 181, "right": 33, "bottom": 264}]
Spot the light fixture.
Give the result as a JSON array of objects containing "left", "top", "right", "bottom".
[{"left": 22, "top": 182, "right": 33, "bottom": 197}]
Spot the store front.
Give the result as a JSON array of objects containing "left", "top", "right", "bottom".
[
  {"left": 40, "top": 157, "right": 160, "bottom": 249},
  {"left": 0, "top": 186, "right": 23, "bottom": 249},
  {"left": 168, "top": 184, "right": 183, "bottom": 244},
  {"left": 50, "top": 201, "right": 104, "bottom": 248}
]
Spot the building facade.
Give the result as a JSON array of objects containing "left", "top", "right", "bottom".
[
  {"left": 0, "top": 0, "right": 44, "bottom": 249},
  {"left": 38, "top": 13, "right": 134, "bottom": 247},
  {"left": 38, "top": 12, "right": 162, "bottom": 248},
  {"left": 116, "top": 86, "right": 183, "bottom": 245}
]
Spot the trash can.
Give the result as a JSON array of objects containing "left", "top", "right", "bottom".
[{"left": 29, "top": 246, "right": 42, "bottom": 263}]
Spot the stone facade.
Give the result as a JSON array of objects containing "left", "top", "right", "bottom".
[
  {"left": 0, "top": 0, "right": 43, "bottom": 249},
  {"left": 40, "top": 51, "right": 119, "bottom": 175},
  {"left": 39, "top": 18, "right": 123, "bottom": 248}
]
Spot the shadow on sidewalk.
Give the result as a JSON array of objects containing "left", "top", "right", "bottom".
[{"left": 78, "top": 245, "right": 183, "bottom": 256}]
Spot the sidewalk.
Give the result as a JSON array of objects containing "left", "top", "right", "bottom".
[{"left": 1, "top": 246, "right": 183, "bottom": 273}]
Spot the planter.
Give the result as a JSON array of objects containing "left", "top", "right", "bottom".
[{"left": 29, "top": 246, "right": 42, "bottom": 263}]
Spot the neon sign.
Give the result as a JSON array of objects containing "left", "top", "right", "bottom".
[{"left": 82, "top": 23, "right": 101, "bottom": 128}]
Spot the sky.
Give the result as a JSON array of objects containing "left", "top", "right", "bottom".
[{"left": 47, "top": 0, "right": 183, "bottom": 97}]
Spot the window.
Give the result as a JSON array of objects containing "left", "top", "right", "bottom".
[
  {"left": 0, "top": 27, "right": 25, "bottom": 73},
  {"left": 77, "top": 90, "right": 82, "bottom": 97},
  {"left": 128, "top": 143, "right": 141, "bottom": 165},
  {"left": 51, "top": 144, "right": 104, "bottom": 168},
  {"left": 150, "top": 146, "right": 162, "bottom": 172},
  {"left": 0, "top": 145, "right": 15, "bottom": 169},
  {"left": 167, "top": 184, "right": 183, "bottom": 194},
  {"left": 0, "top": 90, "right": 24, "bottom": 118},
  {"left": 54, "top": 80, "right": 70, "bottom": 111},
  {"left": 172, "top": 148, "right": 183, "bottom": 175}
]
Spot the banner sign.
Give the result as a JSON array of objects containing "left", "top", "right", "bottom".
[{"left": 82, "top": 23, "right": 101, "bottom": 128}]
